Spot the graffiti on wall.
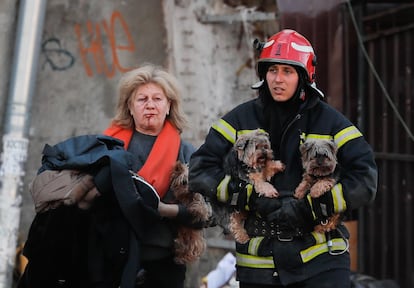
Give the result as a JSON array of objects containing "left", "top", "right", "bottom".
[
  {"left": 74, "top": 10, "right": 136, "bottom": 78},
  {"left": 42, "top": 38, "right": 75, "bottom": 71},
  {"left": 41, "top": 10, "right": 136, "bottom": 78}
]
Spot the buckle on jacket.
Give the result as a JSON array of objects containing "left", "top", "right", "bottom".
[
  {"left": 276, "top": 231, "right": 293, "bottom": 242},
  {"left": 276, "top": 225, "right": 303, "bottom": 242}
]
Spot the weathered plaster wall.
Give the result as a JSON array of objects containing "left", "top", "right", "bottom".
[
  {"left": 0, "top": 0, "right": 18, "bottom": 134},
  {"left": 164, "top": 1, "right": 278, "bottom": 285},
  {"left": 166, "top": 0, "right": 273, "bottom": 147},
  {"left": 21, "top": 0, "right": 169, "bottom": 239},
  {"left": 0, "top": 0, "right": 278, "bottom": 286}
]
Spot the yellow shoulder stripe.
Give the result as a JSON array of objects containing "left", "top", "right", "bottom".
[{"left": 212, "top": 119, "right": 236, "bottom": 144}]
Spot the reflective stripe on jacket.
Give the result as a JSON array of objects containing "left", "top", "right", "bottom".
[{"left": 189, "top": 95, "right": 377, "bottom": 285}]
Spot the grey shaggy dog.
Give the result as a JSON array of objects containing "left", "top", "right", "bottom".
[
  {"left": 225, "top": 129, "right": 285, "bottom": 243},
  {"left": 294, "top": 138, "right": 341, "bottom": 233}
]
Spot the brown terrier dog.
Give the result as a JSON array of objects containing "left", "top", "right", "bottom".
[
  {"left": 226, "top": 129, "right": 285, "bottom": 243},
  {"left": 170, "top": 161, "right": 210, "bottom": 264},
  {"left": 294, "top": 138, "right": 341, "bottom": 233}
]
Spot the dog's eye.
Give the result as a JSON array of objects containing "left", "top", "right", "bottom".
[{"left": 256, "top": 143, "right": 269, "bottom": 150}]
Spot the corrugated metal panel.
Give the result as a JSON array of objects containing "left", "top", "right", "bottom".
[
  {"left": 277, "top": 1, "right": 414, "bottom": 287},
  {"left": 360, "top": 3, "right": 414, "bottom": 287},
  {"left": 276, "top": 0, "right": 347, "bottom": 112}
]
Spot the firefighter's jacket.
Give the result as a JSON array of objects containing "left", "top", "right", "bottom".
[{"left": 189, "top": 94, "right": 377, "bottom": 285}]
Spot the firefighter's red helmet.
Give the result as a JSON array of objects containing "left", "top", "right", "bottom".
[{"left": 257, "top": 29, "right": 317, "bottom": 83}]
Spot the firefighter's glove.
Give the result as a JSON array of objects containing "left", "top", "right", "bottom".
[
  {"left": 267, "top": 197, "right": 314, "bottom": 232},
  {"left": 228, "top": 177, "right": 247, "bottom": 195},
  {"left": 309, "top": 190, "right": 342, "bottom": 224},
  {"left": 253, "top": 196, "right": 282, "bottom": 217},
  {"left": 176, "top": 204, "right": 206, "bottom": 229},
  {"left": 226, "top": 177, "right": 251, "bottom": 211}
]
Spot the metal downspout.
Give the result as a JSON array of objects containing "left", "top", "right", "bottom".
[{"left": 0, "top": 0, "right": 47, "bottom": 287}]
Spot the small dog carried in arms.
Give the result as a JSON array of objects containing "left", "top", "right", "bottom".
[
  {"left": 294, "top": 138, "right": 341, "bottom": 233},
  {"left": 170, "top": 161, "right": 210, "bottom": 264},
  {"left": 225, "top": 129, "right": 285, "bottom": 243}
]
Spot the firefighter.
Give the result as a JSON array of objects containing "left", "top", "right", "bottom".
[{"left": 189, "top": 29, "right": 377, "bottom": 287}]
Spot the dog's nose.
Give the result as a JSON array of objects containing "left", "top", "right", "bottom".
[{"left": 316, "top": 154, "right": 326, "bottom": 165}]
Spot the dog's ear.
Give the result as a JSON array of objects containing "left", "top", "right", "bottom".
[
  {"left": 299, "top": 140, "right": 311, "bottom": 156},
  {"left": 256, "top": 129, "right": 270, "bottom": 139},
  {"left": 328, "top": 140, "right": 338, "bottom": 154},
  {"left": 224, "top": 148, "right": 240, "bottom": 174},
  {"left": 170, "top": 161, "right": 186, "bottom": 182},
  {"left": 234, "top": 136, "right": 249, "bottom": 161},
  {"left": 235, "top": 136, "right": 247, "bottom": 151},
  {"left": 173, "top": 160, "right": 185, "bottom": 174}
]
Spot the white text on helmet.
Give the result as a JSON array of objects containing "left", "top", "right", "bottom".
[
  {"left": 263, "top": 39, "right": 274, "bottom": 49},
  {"left": 291, "top": 42, "right": 314, "bottom": 53}
]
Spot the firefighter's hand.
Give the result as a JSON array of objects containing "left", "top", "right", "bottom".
[
  {"left": 310, "top": 190, "right": 340, "bottom": 222},
  {"left": 267, "top": 197, "right": 314, "bottom": 232},
  {"left": 227, "top": 177, "right": 248, "bottom": 195},
  {"left": 227, "top": 177, "right": 251, "bottom": 210},
  {"left": 253, "top": 196, "right": 282, "bottom": 217}
]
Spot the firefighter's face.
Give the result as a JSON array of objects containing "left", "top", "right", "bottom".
[{"left": 266, "top": 64, "right": 299, "bottom": 102}]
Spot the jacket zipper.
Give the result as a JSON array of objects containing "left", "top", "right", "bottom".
[{"left": 280, "top": 114, "right": 302, "bottom": 154}]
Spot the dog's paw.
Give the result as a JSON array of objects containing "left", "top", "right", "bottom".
[
  {"left": 293, "top": 190, "right": 305, "bottom": 199},
  {"left": 265, "top": 160, "right": 285, "bottom": 181},
  {"left": 234, "top": 232, "right": 250, "bottom": 244},
  {"left": 293, "top": 180, "right": 310, "bottom": 199},
  {"left": 310, "top": 178, "right": 335, "bottom": 198},
  {"left": 259, "top": 190, "right": 279, "bottom": 198},
  {"left": 272, "top": 160, "right": 286, "bottom": 171},
  {"left": 255, "top": 181, "right": 279, "bottom": 198},
  {"left": 229, "top": 211, "right": 250, "bottom": 243}
]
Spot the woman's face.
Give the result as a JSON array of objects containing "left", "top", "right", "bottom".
[
  {"left": 266, "top": 64, "right": 299, "bottom": 102},
  {"left": 130, "top": 83, "right": 171, "bottom": 136}
]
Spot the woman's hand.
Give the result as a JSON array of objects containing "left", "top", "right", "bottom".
[{"left": 157, "top": 201, "right": 179, "bottom": 217}]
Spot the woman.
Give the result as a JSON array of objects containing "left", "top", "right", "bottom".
[
  {"left": 104, "top": 64, "right": 197, "bottom": 288},
  {"left": 189, "top": 29, "right": 377, "bottom": 287}
]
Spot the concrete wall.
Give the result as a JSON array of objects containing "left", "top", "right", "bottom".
[
  {"left": 1, "top": 0, "right": 278, "bottom": 286},
  {"left": 21, "top": 0, "right": 169, "bottom": 240},
  {"left": 165, "top": 0, "right": 263, "bottom": 146},
  {"left": 0, "top": 0, "right": 18, "bottom": 135},
  {"left": 164, "top": 1, "right": 277, "bottom": 285}
]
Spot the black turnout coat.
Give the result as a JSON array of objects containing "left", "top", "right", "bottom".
[{"left": 189, "top": 91, "right": 377, "bottom": 285}]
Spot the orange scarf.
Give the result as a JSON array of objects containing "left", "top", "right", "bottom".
[{"left": 103, "top": 120, "right": 181, "bottom": 198}]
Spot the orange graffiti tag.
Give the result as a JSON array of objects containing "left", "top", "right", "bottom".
[{"left": 74, "top": 10, "right": 136, "bottom": 78}]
